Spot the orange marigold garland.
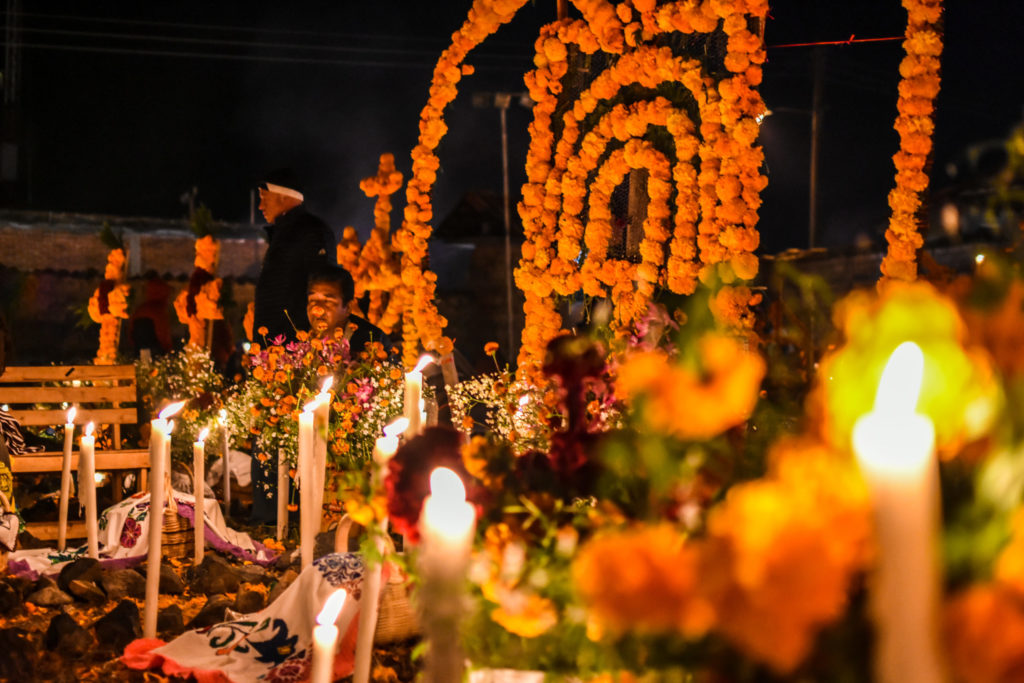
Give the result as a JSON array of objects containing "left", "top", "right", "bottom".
[
  {"left": 88, "top": 247, "right": 130, "bottom": 365},
  {"left": 391, "top": 0, "right": 528, "bottom": 367},
  {"left": 881, "top": 0, "right": 943, "bottom": 283},
  {"left": 173, "top": 234, "right": 223, "bottom": 348},
  {"left": 515, "top": 0, "right": 769, "bottom": 377}
]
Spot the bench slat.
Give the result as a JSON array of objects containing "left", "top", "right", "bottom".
[
  {"left": 0, "top": 385, "right": 137, "bottom": 405},
  {"left": 10, "top": 449, "right": 150, "bottom": 473},
  {"left": 0, "top": 365, "right": 136, "bottom": 382},
  {"left": 9, "top": 407, "right": 137, "bottom": 427},
  {"left": 25, "top": 520, "right": 88, "bottom": 542}
]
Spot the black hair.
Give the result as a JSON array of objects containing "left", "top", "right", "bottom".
[{"left": 307, "top": 263, "right": 355, "bottom": 302}]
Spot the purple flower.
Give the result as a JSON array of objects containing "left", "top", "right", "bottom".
[{"left": 119, "top": 517, "right": 142, "bottom": 548}]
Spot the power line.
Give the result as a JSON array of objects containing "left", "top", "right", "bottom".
[
  {"left": 16, "top": 41, "right": 528, "bottom": 71},
  {"left": 3, "top": 9, "right": 530, "bottom": 50},
  {"left": 15, "top": 25, "right": 531, "bottom": 62}
]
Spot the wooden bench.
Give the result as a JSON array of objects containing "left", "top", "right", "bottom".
[{"left": 0, "top": 364, "right": 150, "bottom": 540}]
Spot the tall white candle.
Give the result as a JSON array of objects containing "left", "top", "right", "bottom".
[
  {"left": 79, "top": 422, "right": 99, "bottom": 559},
  {"left": 312, "top": 589, "right": 348, "bottom": 683},
  {"left": 276, "top": 449, "right": 288, "bottom": 542},
  {"left": 144, "top": 401, "right": 185, "bottom": 639},
  {"left": 419, "top": 467, "right": 476, "bottom": 683},
  {"left": 219, "top": 408, "right": 231, "bottom": 518},
  {"left": 193, "top": 427, "right": 210, "bottom": 565},
  {"left": 298, "top": 402, "right": 316, "bottom": 570},
  {"left": 312, "top": 377, "right": 333, "bottom": 541},
  {"left": 353, "top": 417, "right": 409, "bottom": 683},
  {"left": 852, "top": 342, "right": 944, "bottom": 683},
  {"left": 58, "top": 406, "right": 76, "bottom": 551},
  {"left": 404, "top": 355, "right": 432, "bottom": 439}
]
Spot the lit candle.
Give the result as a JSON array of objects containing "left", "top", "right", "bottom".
[
  {"left": 193, "top": 426, "right": 210, "bottom": 565},
  {"left": 312, "top": 589, "right": 348, "bottom": 683},
  {"left": 298, "top": 399, "right": 317, "bottom": 569},
  {"left": 58, "top": 406, "right": 76, "bottom": 551},
  {"left": 219, "top": 408, "right": 231, "bottom": 518},
  {"left": 312, "top": 376, "right": 333, "bottom": 542},
  {"left": 145, "top": 400, "right": 185, "bottom": 639},
  {"left": 79, "top": 422, "right": 99, "bottom": 559},
  {"left": 353, "top": 417, "right": 409, "bottom": 683},
  {"left": 852, "top": 342, "right": 944, "bottom": 683},
  {"left": 418, "top": 467, "right": 476, "bottom": 683},
  {"left": 404, "top": 355, "right": 433, "bottom": 439}
]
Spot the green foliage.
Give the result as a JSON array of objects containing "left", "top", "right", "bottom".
[
  {"left": 190, "top": 203, "right": 218, "bottom": 238},
  {"left": 99, "top": 221, "right": 124, "bottom": 251}
]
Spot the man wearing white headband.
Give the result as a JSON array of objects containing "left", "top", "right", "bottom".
[{"left": 252, "top": 169, "right": 337, "bottom": 344}]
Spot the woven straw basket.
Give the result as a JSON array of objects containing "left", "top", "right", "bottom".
[
  {"left": 334, "top": 515, "right": 419, "bottom": 643},
  {"left": 162, "top": 506, "right": 193, "bottom": 559}
]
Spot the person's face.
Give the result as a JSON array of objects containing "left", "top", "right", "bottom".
[
  {"left": 258, "top": 187, "right": 291, "bottom": 224},
  {"left": 307, "top": 282, "right": 347, "bottom": 337}
]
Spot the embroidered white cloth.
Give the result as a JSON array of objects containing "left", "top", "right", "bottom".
[
  {"left": 123, "top": 553, "right": 366, "bottom": 682},
  {"left": 7, "top": 490, "right": 277, "bottom": 579}
]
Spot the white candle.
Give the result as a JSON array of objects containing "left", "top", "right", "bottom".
[
  {"left": 193, "top": 427, "right": 209, "bottom": 565},
  {"left": 419, "top": 467, "right": 476, "bottom": 683},
  {"left": 312, "top": 377, "right": 333, "bottom": 542},
  {"left": 404, "top": 355, "right": 433, "bottom": 439},
  {"left": 276, "top": 449, "right": 288, "bottom": 542},
  {"left": 440, "top": 352, "right": 458, "bottom": 387},
  {"left": 353, "top": 417, "right": 409, "bottom": 683},
  {"left": 852, "top": 342, "right": 944, "bottom": 683},
  {"left": 312, "top": 589, "right": 348, "bottom": 683},
  {"left": 298, "top": 402, "right": 316, "bottom": 570},
  {"left": 79, "top": 422, "right": 99, "bottom": 559},
  {"left": 144, "top": 401, "right": 185, "bottom": 639},
  {"left": 219, "top": 408, "right": 231, "bottom": 518},
  {"left": 58, "top": 406, "right": 76, "bottom": 551}
]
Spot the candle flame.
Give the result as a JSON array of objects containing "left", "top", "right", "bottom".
[
  {"left": 316, "top": 588, "right": 348, "bottom": 626},
  {"left": 218, "top": 408, "right": 227, "bottom": 423},
  {"left": 413, "top": 354, "right": 434, "bottom": 374},
  {"left": 518, "top": 395, "right": 530, "bottom": 407},
  {"left": 873, "top": 342, "right": 925, "bottom": 415},
  {"left": 429, "top": 467, "right": 466, "bottom": 503},
  {"left": 167, "top": 419, "right": 176, "bottom": 434},
  {"left": 84, "top": 421, "right": 95, "bottom": 438},
  {"left": 67, "top": 406, "right": 77, "bottom": 424},
  {"left": 319, "top": 375, "right": 335, "bottom": 394},
  {"left": 159, "top": 400, "right": 187, "bottom": 419},
  {"left": 198, "top": 427, "right": 210, "bottom": 444},
  {"left": 384, "top": 417, "right": 409, "bottom": 439},
  {"left": 303, "top": 395, "right": 324, "bottom": 413}
]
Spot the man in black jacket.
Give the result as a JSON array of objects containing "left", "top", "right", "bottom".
[
  {"left": 306, "top": 263, "right": 390, "bottom": 355},
  {"left": 252, "top": 171, "right": 336, "bottom": 343}
]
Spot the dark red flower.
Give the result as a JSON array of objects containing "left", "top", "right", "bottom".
[{"left": 385, "top": 426, "right": 474, "bottom": 544}]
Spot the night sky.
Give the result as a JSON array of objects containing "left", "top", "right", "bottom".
[{"left": 5, "top": 1, "right": 1023, "bottom": 254}]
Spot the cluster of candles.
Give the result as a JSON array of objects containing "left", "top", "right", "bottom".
[{"left": 56, "top": 343, "right": 937, "bottom": 682}]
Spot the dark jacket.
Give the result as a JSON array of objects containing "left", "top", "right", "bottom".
[
  {"left": 253, "top": 207, "right": 335, "bottom": 343},
  {"left": 348, "top": 315, "right": 391, "bottom": 357}
]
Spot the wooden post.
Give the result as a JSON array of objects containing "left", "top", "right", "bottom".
[{"left": 626, "top": 169, "right": 649, "bottom": 260}]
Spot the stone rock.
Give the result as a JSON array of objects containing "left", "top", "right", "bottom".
[
  {"left": 68, "top": 578, "right": 107, "bottom": 604},
  {"left": 93, "top": 599, "right": 142, "bottom": 653},
  {"left": 189, "top": 554, "right": 240, "bottom": 595},
  {"left": 268, "top": 568, "right": 299, "bottom": 606},
  {"left": 274, "top": 550, "right": 298, "bottom": 570},
  {"left": 157, "top": 603, "right": 185, "bottom": 637},
  {"left": 100, "top": 568, "right": 147, "bottom": 601},
  {"left": 158, "top": 562, "right": 186, "bottom": 595},
  {"left": 233, "top": 588, "right": 266, "bottom": 614},
  {"left": 185, "top": 594, "right": 233, "bottom": 630},
  {"left": 57, "top": 557, "right": 102, "bottom": 593},
  {"left": 44, "top": 611, "right": 93, "bottom": 658},
  {"left": 0, "top": 581, "right": 22, "bottom": 615},
  {"left": 0, "top": 628, "right": 37, "bottom": 680},
  {"left": 236, "top": 563, "right": 271, "bottom": 585},
  {"left": 27, "top": 580, "right": 74, "bottom": 607}
]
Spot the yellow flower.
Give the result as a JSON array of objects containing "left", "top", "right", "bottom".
[{"left": 491, "top": 593, "right": 558, "bottom": 638}]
